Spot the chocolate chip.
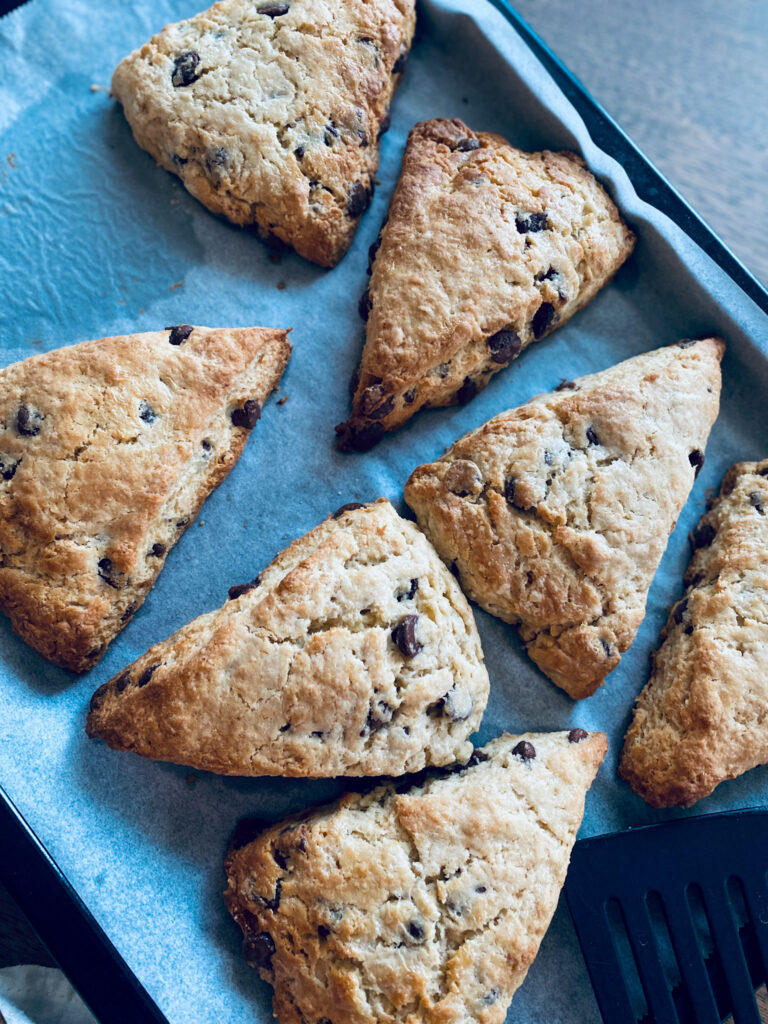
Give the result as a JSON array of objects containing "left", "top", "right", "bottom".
[
  {"left": 366, "top": 700, "right": 394, "bottom": 732},
  {"left": 0, "top": 455, "right": 20, "bottom": 481},
  {"left": 357, "top": 128, "right": 369, "bottom": 147},
  {"left": 378, "top": 110, "right": 391, "bottom": 136},
  {"left": 176, "top": 517, "right": 189, "bottom": 530},
  {"left": 403, "top": 387, "right": 416, "bottom": 405},
  {"left": 228, "top": 578, "right": 260, "bottom": 600},
  {"left": 333, "top": 502, "right": 364, "bottom": 518},
  {"left": 444, "top": 459, "right": 483, "bottom": 497},
  {"left": 294, "top": 145, "right": 305, "bottom": 160},
  {"left": 260, "top": 878, "right": 282, "bottom": 912},
  {"left": 689, "top": 449, "right": 705, "bottom": 477},
  {"left": 335, "top": 420, "right": 384, "bottom": 452},
  {"left": 512, "top": 740, "right": 536, "bottom": 761},
  {"left": 16, "top": 405, "right": 42, "bottom": 436},
  {"left": 115, "top": 672, "right": 130, "bottom": 694},
  {"left": 750, "top": 491, "right": 765, "bottom": 515},
  {"left": 483, "top": 989, "right": 500, "bottom": 1006},
  {"left": 586, "top": 426, "right": 600, "bottom": 446},
  {"left": 439, "top": 687, "right": 474, "bottom": 722},
  {"left": 475, "top": 884, "right": 487, "bottom": 893},
  {"left": 759, "top": 466, "right": 768, "bottom": 477},
  {"left": 392, "top": 614, "right": 421, "bottom": 658},
  {"left": 467, "top": 750, "right": 489, "bottom": 767},
  {"left": 139, "top": 401, "right": 155, "bottom": 423},
  {"left": 201, "top": 439, "right": 213, "bottom": 456},
  {"left": 456, "top": 376, "right": 478, "bottom": 404},
  {"left": 149, "top": 542, "right": 166, "bottom": 557},
  {"left": 516, "top": 211, "right": 548, "bottom": 234},
  {"left": 407, "top": 920, "right": 425, "bottom": 941},
  {"left": 358, "top": 289, "right": 371, "bottom": 320},
  {"left": 392, "top": 51, "right": 408, "bottom": 74},
  {"left": 368, "top": 236, "right": 383, "bottom": 271},
  {"left": 397, "top": 578, "right": 419, "bottom": 602},
  {"left": 362, "top": 386, "right": 394, "bottom": 420},
  {"left": 568, "top": 728, "right": 588, "bottom": 744},
  {"left": 279, "top": 723, "right": 291, "bottom": 733},
  {"left": 555, "top": 379, "right": 577, "bottom": 391},
  {"left": 317, "top": 924, "right": 330, "bottom": 940},
  {"left": 347, "top": 181, "right": 371, "bottom": 218},
  {"left": 536, "top": 266, "right": 559, "bottom": 282},
  {"left": 137, "top": 663, "right": 159, "bottom": 688},
  {"left": 600, "top": 637, "right": 614, "bottom": 657},
  {"left": 258, "top": 2, "right": 289, "bottom": 15},
  {"left": 532, "top": 301, "right": 555, "bottom": 339},
  {"left": 673, "top": 598, "right": 689, "bottom": 625},
  {"left": 97, "top": 557, "right": 121, "bottom": 589},
  {"left": 171, "top": 51, "right": 201, "bottom": 88},
  {"left": 487, "top": 327, "right": 522, "bottom": 364},
  {"left": 692, "top": 522, "right": 716, "bottom": 549},
  {"left": 89, "top": 683, "right": 109, "bottom": 713},
  {"left": 324, "top": 123, "right": 339, "bottom": 146},
  {"left": 503, "top": 477, "right": 518, "bottom": 507},
  {"left": 243, "top": 931, "right": 275, "bottom": 969},
  {"left": 455, "top": 137, "right": 479, "bottom": 152},
  {"left": 231, "top": 400, "right": 262, "bottom": 429},
  {"left": 167, "top": 324, "right": 194, "bottom": 346}
]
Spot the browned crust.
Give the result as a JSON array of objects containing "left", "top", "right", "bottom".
[{"left": 336, "top": 117, "right": 635, "bottom": 451}]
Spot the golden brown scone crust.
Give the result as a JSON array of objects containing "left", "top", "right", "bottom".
[
  {"left": 224, "top": 729, "right": 606, "bottom": 1023},
  {"left": 336, "top": 118, "right": 635, "bottom": 451},
  {"left": 86, "top": 499, "right": 489, "bottom": 776},
  {"left": 112, "top": 0, "right": 416, "bottom": 267},
  {"left": 404, "top": 338, "right": 725, "bottom": 699},
  {"left": 0, "top": 326, "right": 290, "bottom": 672},
  {"left": 620, "top": 458, "right": 768, "bottom": 807}
]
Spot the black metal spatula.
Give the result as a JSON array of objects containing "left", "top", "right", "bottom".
[{"left": 564, "top": 809, "right": 768, "bottom": 1024}]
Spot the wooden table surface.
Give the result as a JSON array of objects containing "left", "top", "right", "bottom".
[{"left": 1, "top": 0, "right": 767, "bottom": 991}]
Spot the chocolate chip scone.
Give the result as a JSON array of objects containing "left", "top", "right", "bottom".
[
  {"left": 0, "top": 326, "right": 290, "bottom": 673},
  {"left": 86, "top": 499, "right": 489, "bottom": 776},
  {"left": 335, "top": 118, "right": 635, "bottom": 451},
  {"left": 224, "top": 729, "right": 606, "bottom": 1024},
  {"left": 620, "top": 459, "right": 768, "bottom": 807},
  {"left": 112, "top": 0, "right": 415, "bottom": 267},
  {"left": 405, "top": 338, "right": 725, "bottom": 699}
]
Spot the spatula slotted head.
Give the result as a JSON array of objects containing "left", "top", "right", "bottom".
[{"left": 565, "top": 810, "right": 768, "bottom": 1024}]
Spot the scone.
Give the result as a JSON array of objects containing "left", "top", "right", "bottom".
[
  {"left": 335, "top": 118, "right": 635, "bottom": 451},
  {"left": 224, "top": 729, "right": 606, "bottom": 1024},
  {"left": 112, "top": 0, "right": 416, "bottom": 267},
  {"left": 405, "top": 338, "right": 724, "bottom": 699},
  {"left": 620, "top": 459, "right": 768, "bottom": 807},
  {"left": 0, "top": 326, "right": 290, "bottom": 673},
  {"left": 86, "top": 499, "right": 489, "bottom": 777}
]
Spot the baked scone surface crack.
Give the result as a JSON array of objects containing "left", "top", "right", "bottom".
[
  {"left": 620, "top": 458, "right": 768, "bottom": 807},
  {"left": 405, "top": 338, "right": 724, "bottom": 698},
  {"left": 224, "top": 729, "right": 606, "bottom": 1023},
  {"left": 86, "top": 499, "right": 489, "bottom": 776},
  {"left": 0, "top": 325, "right": 290, "bottom": 672},
  {"left": 112, "top": 0, "right": 416, "bottom": 266},
  {"left": 336, "top": 117, "right": 635, "bottom": 450}
]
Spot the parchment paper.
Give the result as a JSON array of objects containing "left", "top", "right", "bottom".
[{"left": 1, "top": 1, "right": 767, "bottom": 1021}]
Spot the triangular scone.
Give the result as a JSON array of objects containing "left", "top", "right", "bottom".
[
  {"left": 112, "top": 0, "right": 415, "bottom": 267},
  {"left": 405, "top": 339, "right": 725, "bottom": 699},
  {"left": 86, "top": 499, "right": 489, "bottom": 776},
  {"left": 224, "top": 729, "right": 606, "bottom": 1024},
  {"left": 0, "top": 326, "right": 290, "bottom": 673},
  {"left": 335, "top": 118, "right": 635, "bottom": 451},
  {"left": 620, "top": 459, "right": 768, "bottom": 807}
]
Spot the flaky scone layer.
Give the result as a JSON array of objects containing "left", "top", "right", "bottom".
[
  {"left": 405, "top": 338, "right": 724, "bottom": 698},
  {"left": 224, "top": 729, "right": 606, "bottom": 1024},
  {"left": 112, "top": 0, "right": 415, "bottom": 266},
  {"left": 0, "top": 326, "right": 290, "bottom": 672},
  {"left": 620, "top": 458, "right": 768, "bottom": 807},
  {"left": 86, "top": 499, "right": 489, "bottom": 777},
  {"left": 337, "top": 117, "right": 635, "bottom": 450}
]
